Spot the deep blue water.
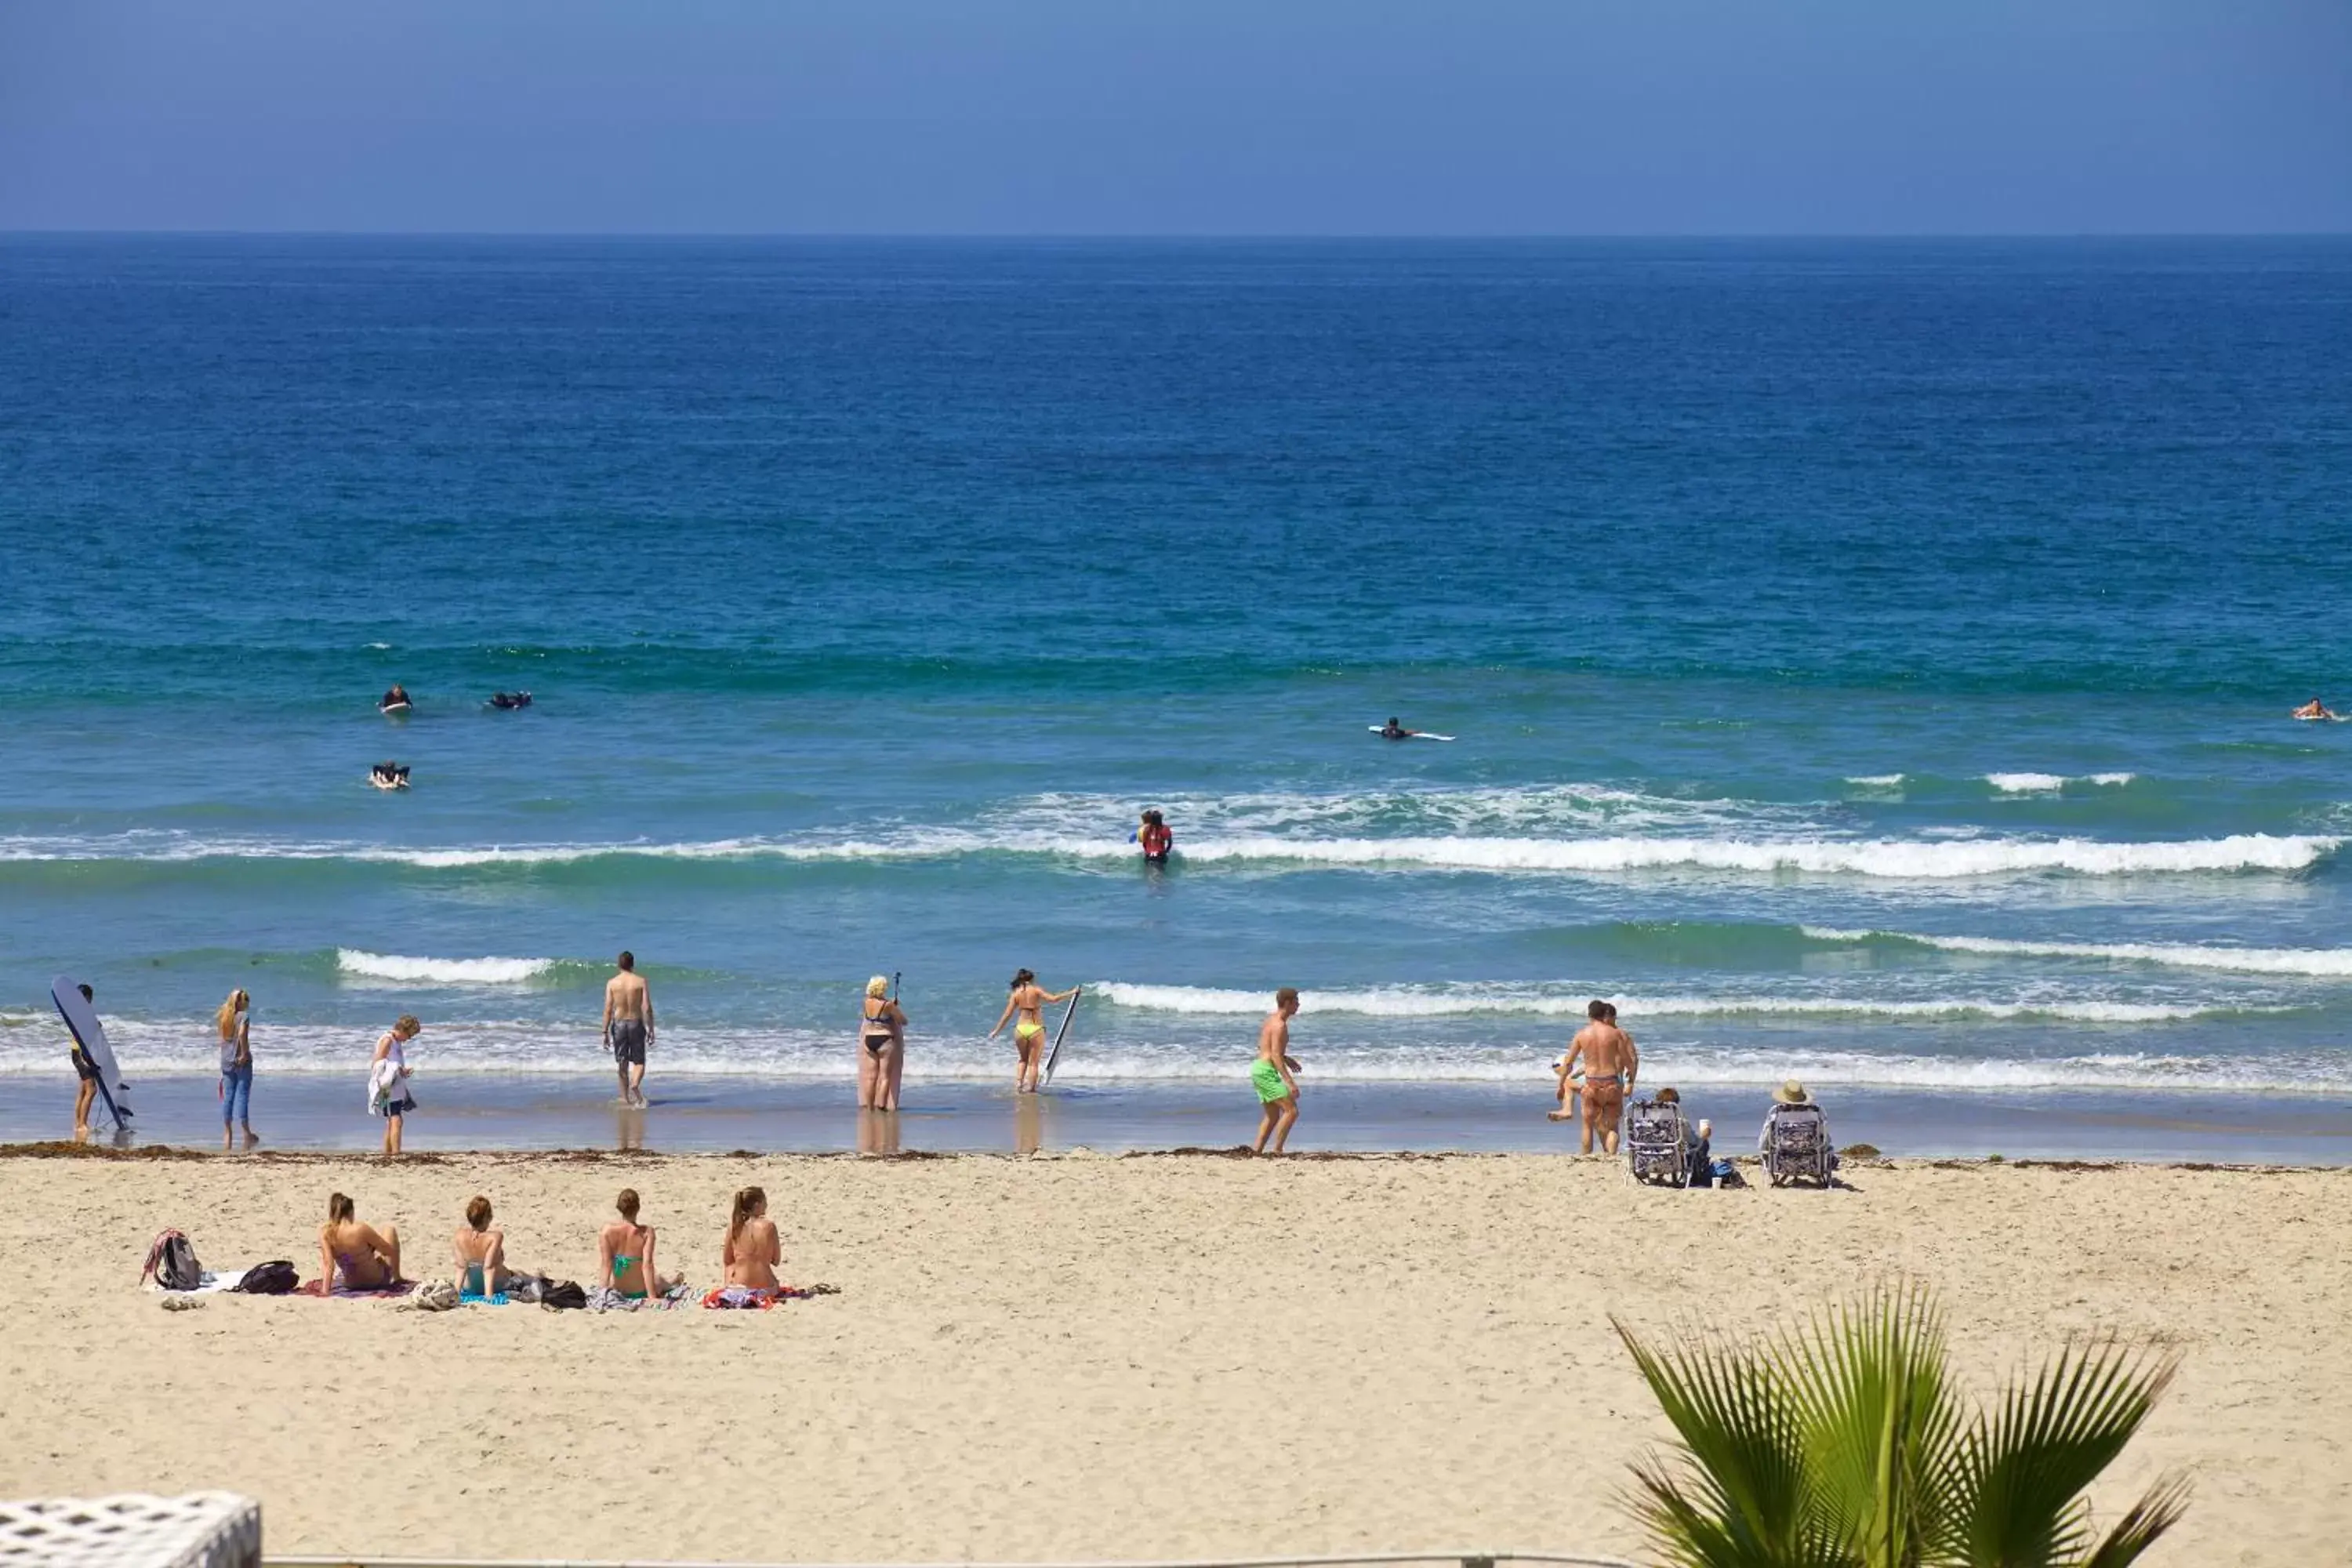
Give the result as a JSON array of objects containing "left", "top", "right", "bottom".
[{"left": 4, "top": 236, "right": 2351, "bottom": 1116}]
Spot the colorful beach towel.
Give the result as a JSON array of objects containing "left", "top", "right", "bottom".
[
  {"left": 296, "top": 1278, "right": 416, "bottom": 1300},
  {"left": 700, "top": 1283, "right": 836, "bottom": 1309}
]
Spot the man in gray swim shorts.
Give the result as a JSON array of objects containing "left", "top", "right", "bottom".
[{"left": 602, "top": 951, "right": 655, "bottom": 1108}]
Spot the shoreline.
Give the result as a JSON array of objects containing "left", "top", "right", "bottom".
[{"left": 9, "top": 1070, "right": 2350, "bottom": 1163}]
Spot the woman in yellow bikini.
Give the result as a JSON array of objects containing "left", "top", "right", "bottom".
[{"left": 987, "top": 968, "right": 1078, "bottom": 1094}]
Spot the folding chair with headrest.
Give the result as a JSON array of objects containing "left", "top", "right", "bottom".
[{"left": 1763, "top": 1102, "right": 1835, "bottom": 1187}]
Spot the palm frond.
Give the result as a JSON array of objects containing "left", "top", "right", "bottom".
[
  {"left": 1615, "top": 1315, "right": 1851, "bottom": 1568},
  {"left": 2076, "top": 1473, "right": 2191, "bottom": 1568},
  {"left": 1948, "top": 1334, "right": 2181, "bottom": 1568},
  {"left": 1778, "top": 1283, "right": 1963, "bottom": 1567}
]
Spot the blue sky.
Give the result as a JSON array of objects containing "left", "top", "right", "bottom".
[{"left": 2, "top": 0, "right": 2346, "bottom": 234}]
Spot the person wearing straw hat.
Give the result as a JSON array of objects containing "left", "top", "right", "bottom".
[{"left": 1760, "top": 1079, "right": 1813, "bottom": 1150}]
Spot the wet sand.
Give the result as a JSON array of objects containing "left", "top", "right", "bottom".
[
  {"left": 9, "top": 1069, "right": 2352, "bottom": 1163},
  {"left": 1, "top": 1150, "right": 2347, "bottom": 1565}
]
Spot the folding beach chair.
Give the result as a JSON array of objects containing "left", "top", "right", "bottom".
[
  {"left": 1624, "top": 1097, "right": 1695, "bottom": 1188},
  {"left": 1762, "top": 1102, "right": 1835, "bottom": 1187}
]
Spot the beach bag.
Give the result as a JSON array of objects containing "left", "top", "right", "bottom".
[
  {"left": 410, "top": 1279, "right": 462, "bottom": 1312},
  {"left": 539, "top": 1279, "right": 588, "bottom": 1312},
  {"left": 142, "top": 1229, "right": 203, "bottom": 1291},
  {"left": 1711, "top": 1160, "right": 1748, "bottom": 1189},
  {"left": 231, "top": 1260, "right": 299, "bottom": 1295}
]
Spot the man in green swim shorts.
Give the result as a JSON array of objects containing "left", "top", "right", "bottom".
[{"left": 1251, "top": 987, "right": 1303, "bottom": 1155}]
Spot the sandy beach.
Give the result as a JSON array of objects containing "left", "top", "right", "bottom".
[{"left": 2, "top": 1149, "right": 2346, "bottom": 1566}]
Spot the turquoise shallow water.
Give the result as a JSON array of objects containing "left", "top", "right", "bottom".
[{"left": 5, "top": 236, "right": 2352, "bottom": 1138}]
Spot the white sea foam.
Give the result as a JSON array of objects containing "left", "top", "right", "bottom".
[
  {"left": 1160, "top": 832, "right": 2331, "bottom": 878},
  {"left": 1845, "top": 774, "right": 1906, "bottom": 787},
  {"left": 0, "top": 828, "right": 2332, "bottom": 880},
  {"left": 5, "top": 1015, "right": 2342, "bottom": 1094},
  {"left": 1987, "top": 772, "right": 2135, "bottom": 793},
  {"left": 1087, "top": 982, "right": 2233, "bottom": 1024},
  {"left": 1802, "top": 927, "right": 2352, "bottom": 978},
  {"left": 336, "top": 949, "right": 557, "bottom": 985}
]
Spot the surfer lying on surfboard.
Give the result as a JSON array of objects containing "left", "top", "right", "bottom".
[
  {"left": 379, "top": 684, "right": 412, "bottom": 713},
  {"left": 988, "top": 968, "right": 1078, "bottom": 1095},
  {"left": 1372, "top": 717, "right": 1455, "bottom": 741},
  {"left": 2293, "top": 698, "right": 2339, "bottom": 720},
  {"left": 370, "top": 761, "right": 411, "bottom": 790}
]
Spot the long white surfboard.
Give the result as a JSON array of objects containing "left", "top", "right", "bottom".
[
  {"left": 1367, "top": 726, "right": 1455, "bottom": 741},
  {"left": 1042, "top": 987, "right": 1082, "bottom": 1087},
  {"left": 51, "top": 975, "right": 132, "bottom": 1129}
]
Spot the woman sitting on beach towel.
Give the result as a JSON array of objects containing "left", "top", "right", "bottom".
[
  {"left": 452, "top": 1195, "right": 513, "bottom": 1297},
  {"left": 599, "top": 1189, "right": 682, "bottom": 1301},
  {"left": 722, "top": 1185, "right": 782, "bottom": 1292},
  {"left": 319, "top": 1192, "right": 402, "bottom": 1290}
]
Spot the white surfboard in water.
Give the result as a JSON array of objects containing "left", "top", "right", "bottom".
[
  {"left": 1367, "top": 726, "right": 1455, "bottom": 741},
  {"left": 1042, "top": 987, "right": 1083, "bottom": 1087},
  {"left": 51, "top": 975, "right": 133, "bottom": 1129}
]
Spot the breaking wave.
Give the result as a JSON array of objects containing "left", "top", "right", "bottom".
[{"left": 1803, "top": 927, "right": 2352, "bottom": 978}]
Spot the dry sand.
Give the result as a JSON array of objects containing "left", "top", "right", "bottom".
[{"left": 1, "top": 1149, "right": 2346, "bottom": 1565}]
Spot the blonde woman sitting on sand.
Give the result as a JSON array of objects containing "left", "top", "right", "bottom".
[
  {"left": 599, "top": 1188, "right": 682, "bottom": 1301},
  {"left": 452, "top": 1195, "right": 513, "bottom": 1297},
  {"left": 319, "top": 1192, "right": 402, "bottom": 1290},
  {"left": 722, "top": 1185, "right": 782, "bottom": 1292}
]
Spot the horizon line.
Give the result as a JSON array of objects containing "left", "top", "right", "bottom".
[{"left": 5, "top": 227, "right": 2350, "bottom": 243}]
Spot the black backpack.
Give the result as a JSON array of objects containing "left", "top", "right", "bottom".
[
  {"left": 539, "top": 1279, "right": 588, "bottom": 1311},
  {"left": 143, "top": 1229, "right": 203, "bottom": 1292},
  {"left": 232, "top": 1260, "right": 299, "bottom": 1295}
]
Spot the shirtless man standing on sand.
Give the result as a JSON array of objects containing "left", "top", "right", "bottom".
[
  {"left": 1554, "top": 999, "right": 1637, "bottom": 1155},
  {"left": 1251, "top": 988, "right": 1303, "bottom": 1155},
  {"left": 602, "top": 952, "right": 655, "bottom": 1108}
]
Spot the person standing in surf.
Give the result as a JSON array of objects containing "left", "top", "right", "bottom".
[
  {"left": 603, "top": 951, "right": 655, "bottom": 1109},
  {"left": 857, "top": 975, "right": 907, "bottom": 1112},
  {"left": 1555, "top": 1000, "right": 1638, "bottom": 1156},
  {"left": 1134, "top": 808, "right": 1174, "bottom": 867},
  {"left": 1251, "top": 988, "right": 1303, "bottom": 1155},
  {"left": 368, "top": 1015, "right": 419, "bottom": 1155},
  {"left": 217, "top": 987, "right": 256, "bottom": 1152},
  {"left": 68, "top": 982, "right": 100, "bottom": 1138},
  {"left": 988, "top": 969, "right": 1077, "bottom": 1094}
]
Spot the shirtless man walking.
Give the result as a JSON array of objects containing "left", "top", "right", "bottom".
[
  {"left": 1251, "top": 988, "right": 1303, "bottom": 1155},
  {"left": 1555, "top": 999, "right": 1638, "bottom": 1156},
  {"left": 602, "top": 951, "right": 655, "bottom": 1108}
]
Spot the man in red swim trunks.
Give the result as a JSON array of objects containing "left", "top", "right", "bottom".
[{"left": 1557, "top": 999, "right": 1638, "bottom": 1156}]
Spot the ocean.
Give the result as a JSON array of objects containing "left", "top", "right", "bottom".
[{"left": 4, "top": 234, "right": 2350, "bottom": 1155}]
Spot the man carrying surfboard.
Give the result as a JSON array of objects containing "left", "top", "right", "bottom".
[{"left": 68, "top": 982, "right": 100, "bottom": 1136}]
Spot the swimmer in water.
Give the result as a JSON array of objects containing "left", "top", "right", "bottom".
[
  {"left": 370, "top": 761, "right": 410, "bottom": 789},
  {"left": 987, "top": 969, "right": 1079, "bottom": 1094},
  {"left": 2294, "top": 698, "right": 2337, "bottom": 720},
  {"left": 379, "top": 684, "right": 411, "bottom": 713},
  {"left": 1377, "top": 717, "right": 1421, "bottom": 740},
  {"left": 1133, "top": 808, "right": 1174, "bottom": 866},
  {"left": 488, "top": 691, "right": 532, "bottom": 710}
]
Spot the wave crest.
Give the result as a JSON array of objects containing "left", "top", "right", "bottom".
[{"left": 336, "top": 949, "right": 557, "bottom": 985}]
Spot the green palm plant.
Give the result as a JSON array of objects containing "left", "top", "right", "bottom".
[{"left": 1613, "top": 1283, "right": 2189, "bottom": 1568}]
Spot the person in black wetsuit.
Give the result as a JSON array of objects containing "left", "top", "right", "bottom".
[
  {"left": 488, "top": 691, "right": 532, "bottom": 710},
  {"left": 1378, "top": 717, "right": 1421, "bottom": 740},
  {"left": 379, "top": 684, "right": 411, "bottom": 713}
]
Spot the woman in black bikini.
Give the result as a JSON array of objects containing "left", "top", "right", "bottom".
[{"left": 856, "top": 975, "right": 906, "bottom": 1112}]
